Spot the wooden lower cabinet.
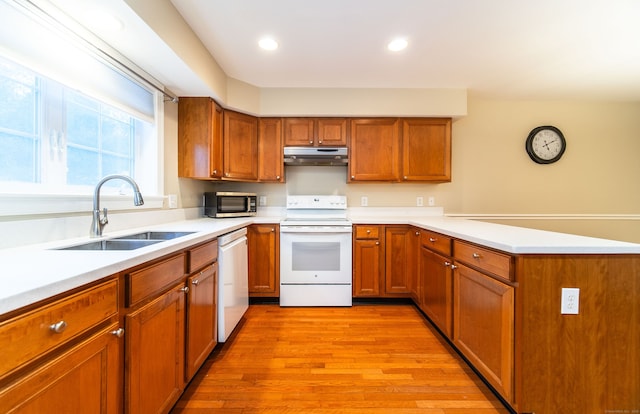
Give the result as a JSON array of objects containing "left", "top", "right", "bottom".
[
  {"left": 453, "top": 262, "right": 514, "bottom": 403},
  {"left": 384, "top": 226, "right": 418, "bottom": 296},
  {"left": 185, "top": 263, "right": 217, "bottom": 381},
  {"left": 248, "top": 224, "right": 280, "bottom": 297},
  {"left": 420, "top": 247, "right": 453, "bottom": 338},
  {"left": 0, "top": 323, "right": 120, "bottom": 414},
  {"left": 352, "top": 225, "right": 383, "bottom": 297},
  {"left": 125, "top": 284, "right": 186, "bottom": 414}
]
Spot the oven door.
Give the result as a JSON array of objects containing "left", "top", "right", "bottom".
[{"left": 280, "top": 226, "right": 352, "bottom": 284}]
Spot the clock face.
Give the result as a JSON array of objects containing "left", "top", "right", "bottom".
[{"left": 526, "top": 126, "right": 566, "bottom": 164}]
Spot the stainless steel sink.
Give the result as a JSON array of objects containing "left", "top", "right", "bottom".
[
  {"left": 57, "top": 239, "right": 163, "bottom": 251},
  {"left": 113, "top": 231, "right": 196, "bottom": 241}
]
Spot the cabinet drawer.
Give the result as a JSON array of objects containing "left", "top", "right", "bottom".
[
  {"left": 188, "top": 239, "right": 218, "bottom": 273},
  {"left": 126, "top": 254, "right": 186, "bottom": 306},
  {"left": 453, "top": 240, "right": 513, "bottom": 281},
  {"left": 421, "top": 230, "right": 452, "bottom": 256},
  {"left": 354, "top": 225, "right": 380, "bottom": 239},
  {"left": 0, "top": 279, "right": 117, "bottom": 379}
]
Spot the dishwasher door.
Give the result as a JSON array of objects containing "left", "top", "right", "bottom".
[{"left": 217, "top": 228, "right": 249, "bottom": 342}]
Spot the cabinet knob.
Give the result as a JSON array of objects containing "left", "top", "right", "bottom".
[
  {"left": 415, "top": 231, "right": 420, "bottom": 236},
  {"left": 403, "top": 176, "right": 408, "bottom": 180},
  {"left": 181, "top": 286, "right": 190, "bottom": 293},
  {"left": 212, "top": 169, "right": 217, "bottom": 175},
  {"left": 276, "top": 175, "right": 280, "bottom": 179},
  {"left": 192, "top": 278, "right": 200, "bottom": 286},
  {"left": 429, "top": 237, "right": 437, "bottom": 242},
  {"left": 444, "top": 261, "right": 451, "bottom": 267},
  {"left": 366, "top": 230, "right": 371, "bottom": 233},
  {"left": 49, "top": 320, "right": 67, "bottom": 334},
  {"left": 225, "top": 172, "right": 230, "bottom": 177},
  {"left": 309, "top": 140, "right": 313, "bottom": 144},
  {"left": 375, "top": 241, "right": 380, "bottom": 245},
  {"left": 351, "top": 175, "right": 355, "bottom": 179},
  {"left": 271, "top": 228, "right": 275, "bottom": 232},
  {"left": 450, "top": 264, "right": 458, "bottom": 270},
  {"left": 318, "top": 140, "right": 323, "bottom": 144},
  {"left": 111, "top": 328, "right": 125, "bottom": 338},
  {"left": 472, "top": 253, "right": 481, "bottom": 259}
]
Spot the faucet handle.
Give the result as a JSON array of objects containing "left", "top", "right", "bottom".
[{"left": 100, "top": 208, "right": 109, "bottom": 225}]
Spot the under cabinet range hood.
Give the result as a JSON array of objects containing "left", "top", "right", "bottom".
[{"left": 283, "top": 147, "right": 348, "bottom": 166}]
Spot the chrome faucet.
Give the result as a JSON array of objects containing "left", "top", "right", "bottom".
[{"left": 90, "top": 175, "right": 144, "bottom": 237}]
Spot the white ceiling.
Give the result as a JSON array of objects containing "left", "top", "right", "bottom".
[{"left": 169, "top": 0, "right": 640, "bottom": 101}]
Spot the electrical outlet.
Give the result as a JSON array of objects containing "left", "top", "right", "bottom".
[
  {"left": 561, "top": 288, "right": 580, "bottom": 314},
  {"left": 361, "top": 196, "right": 368, "bottom": 207},
  {"left": 428, "top": 196, "right": 435, "bottom": 206},
  {"left": 416, "top": 196, "right": 424, "bottom": 206},
  {"left": 259, "top": 195, "right": 267, "bottom": 206},
  {"left": 168, "top": 194, "right": 177, "bottom": 209}
]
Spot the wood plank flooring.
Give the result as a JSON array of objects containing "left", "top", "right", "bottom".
[{"left": 171, "top": 304, "right": 511, "bottom": 414}]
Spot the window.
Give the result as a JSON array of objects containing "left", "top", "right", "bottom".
[{"left": 0, "top": 0, "right": 163, "bottom": 215}]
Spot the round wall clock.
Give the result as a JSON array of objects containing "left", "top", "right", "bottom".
[{"left": 525, "top": 125, "right": 566, "bottom": 164}]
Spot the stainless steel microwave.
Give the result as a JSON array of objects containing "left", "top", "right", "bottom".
[{"left": 203, "top": 192, "right": 257, "bottom": 218}]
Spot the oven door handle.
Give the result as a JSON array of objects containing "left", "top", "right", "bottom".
[{"left": 280, "top": 226, "right": 353, "bottom": 234}]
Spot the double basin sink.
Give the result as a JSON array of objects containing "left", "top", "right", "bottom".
[{"left": 56, "top": 231, "right": 196, "bottom": 251}]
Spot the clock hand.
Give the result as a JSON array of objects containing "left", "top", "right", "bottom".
[{"left": 543, "top": 139, "right": 557, "bottom": 150}]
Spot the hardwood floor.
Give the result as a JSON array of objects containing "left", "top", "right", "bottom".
[{"left": 171, "top": 304, "right": 511, "bottom": 414}]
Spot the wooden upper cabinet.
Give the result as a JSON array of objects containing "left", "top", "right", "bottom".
[
  {"left": 283, "top": 118, "right": 348, "bottom": 147},
  {"left": 178, "top": 97, "right": 223, "bottom": 179},
  {"left": 223, "top": 110, "right": 259, "bottom": 181},
  {"left": 349, "top": 118, "right": 401, "bottom": 182},
  {"left": 402, "top": 118, "right": 451, "bottom": 182},
  {"left": 258, "top": 118, "right": 284, "bottom": 182}
]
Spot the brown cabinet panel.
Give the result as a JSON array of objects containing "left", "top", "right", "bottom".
[
  {"left": 283, "top": 118, "right": 347, "bottom": 146},
  {"left": 454, "top": 240, "right": 513, "bottom": 282},
  {"left": 349, "top": 118, "right": 401, "bottom": 182},
  {"left": 421, "top": 229, "right": 452, "bottom": 257},
  {"left": 188, "top": 239, "right": 218, "bottom": 274},
  {"left": 0, "top": 279, "right": 117, "bottom": 380},
  {"left": 402, "top": 118, "right": 451, "bottom": 182},
  {"left": 453, "top": 262, "right": 514, "bottom": 402},
  {"left": 248, "top": 224, "right": 280, "bottom": 296},
  {"left": 258, "top": 118, "right": 284, "bottom": 182},
  {"left": 0, "top": 323, "right": 120, "bottom": 414},
  {"left": 384, "top": 226, "right": 416, "bottom": 295},
  {"left": 125, "top": 284, "right": 185, "bottom": 414},
  {"left": 178, "top": 97, "right": 223, "bottom": 179},
  {"left": 126, "top": 254, "right": 186, "bottom": 307},
  {"left": 353, "top": 239, "right": 382, "bottom": 297},
  {"left": 223, "top": 110, "right": 259, "bottom": 181},
  {"left": 420, "top": 247, "right": 453, "bottom": 338},
  {"left": 185, "top": 263, "right": 217, "bottom": 381}
]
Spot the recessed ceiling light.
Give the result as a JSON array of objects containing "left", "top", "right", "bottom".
[
  {"left": 258, "top": 37, "right": 278, "bottom": 51},
  {"left": 388, "top": 38, "right": 408, "bottom": 52}
]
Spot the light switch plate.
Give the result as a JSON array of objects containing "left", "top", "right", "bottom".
[
  {"left": 561, "top": 288, "right": 580, "bottom": 314},
  {"left": 168, "top": 194, "right": 178, "bottom": 209}
]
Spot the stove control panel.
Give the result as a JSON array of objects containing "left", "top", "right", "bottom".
[{"left": 285, "top": 195, "right": 347, "bottom": 210}]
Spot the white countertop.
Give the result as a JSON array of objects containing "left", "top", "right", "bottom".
[{"left": 2, "top": 211, "right": 639, "bottom": 315}]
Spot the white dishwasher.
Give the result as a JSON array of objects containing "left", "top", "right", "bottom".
[{"left": 217, "top": 227, "right": 249, "bottom": 342}]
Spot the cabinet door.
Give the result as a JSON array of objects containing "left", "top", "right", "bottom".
[
  {"left": 349, "top": 118, "right": 400, "bottom": 181},
  {"left": 421, "top": 247, "right": 453, "bottom": 338},
  {"left": 0, "top": 323, "right": 120, "bottom": 414},
  {"left": 402, "top": 118, "right": 451, "bottom": 182},
  {"left": 316, "top": 118, "right": 347, "bottom": 146},
  {"left": 126, "top": 284, "right": 185, "bottom": 414},
  {"left": 185, "top": 263, "right": 217, "bottom": 381},
  {"left": 384, "top": 226, "right": 414, "bottom": 296},
  {"left": 283, "top": 118, "right": 315, "bottom": 146},
  {"left": 353, "top": 239, "right": 382, "bottom": 297},
  {"left": 453, "top": 263, "right": 514, "bottom": 402},
  {"left": 223, "top": 110, "right": 258, "bottom": 181},
  {"left": 258, "top": 118, "right": 284, "bottom": 182},
  {"left": 178, "top": 97, "right": 223, "bottom": 179},
  {"left": 248, "top": 224, "right": 280, "bottom": 296}
]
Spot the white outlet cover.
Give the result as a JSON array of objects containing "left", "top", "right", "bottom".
[{"left": 561, "top": 288, "right": 580, "bottom": 314}]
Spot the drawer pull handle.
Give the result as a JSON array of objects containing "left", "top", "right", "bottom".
[
  {"left": 375, "top": 241, "right": 380, "bottom": 245},
  {"left": 450, "top": 264, "right": 458, "bottom": 270},
  {"left": 444, "top": 261, "right": 451, "bottom": 267},
  {"left": 111, "top": 328, "right": 125, "bottom": 338},
  {"left": 366, "top": 230, "right": 371, "bottom": 234},
  {"left": 415, "top": 231, "right": 420, "bottom": 236},
  {"left": 192, "top": 279, "right": 200, "bottom": 286},
  {"left": 429, "top": 237, "right": 437, "bottom": 242},
  {"left": 49, "top": 320, "right": 67, "bottom": 334},
  {"left": 181, "top": 286, "right": 190, "bottom": 293},
  {"left": 472, "top": 253, "right": 481, "bottom": 259}
]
